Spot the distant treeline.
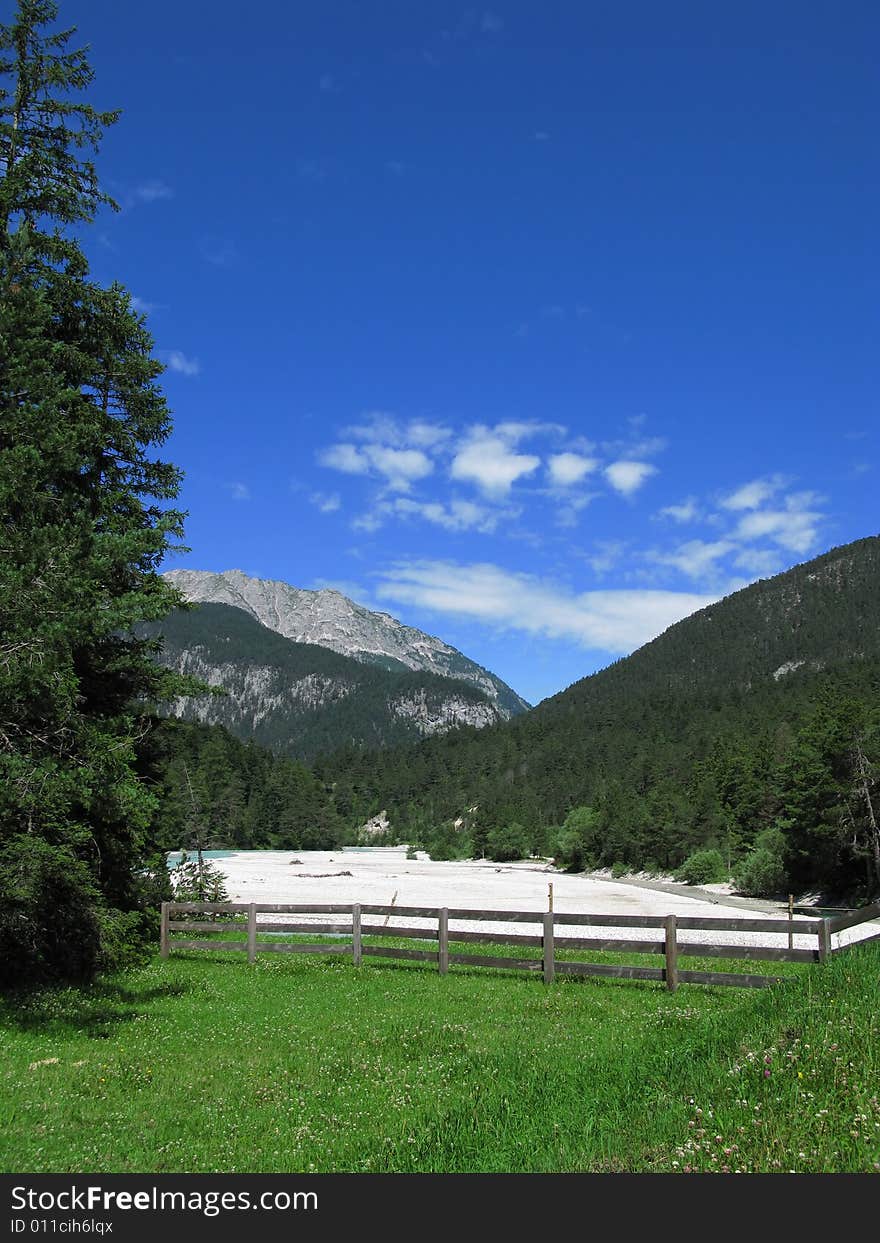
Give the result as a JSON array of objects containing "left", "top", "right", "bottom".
[{"left": 143, "top": 719, "right": 349, "bottom": 852}]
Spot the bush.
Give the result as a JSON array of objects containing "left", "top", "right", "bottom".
[
  {"left": 675, "top": 848, "right": 727, "bottom": 886},
  {"left": 610, "top": 860, "right": 629, "bottom": 879},
  {"left": 485, "top": 822, "right": 531, "bottom": 863},
  {"left": 734, "top": 827, "right": 788, "bottom": 897},
  {"left": 551, "top": 806, "right": 601, "bottom": 872}
]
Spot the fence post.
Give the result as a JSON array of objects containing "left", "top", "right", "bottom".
[
  {"left": 543, "top": 912, "right": 555, "bottom": 984},
  {"left": 247, "top": 902, "right": 257, "bottom": 964},
  {"left": 665, "top": 914, "right": 679, "bottom": 992},
  {"left": 438, "top": 908, "right": 449, "bottom": 975},
  {"left": 817, "top": 919, "right": 831, "bottom": 964},
  {"left": 352, "top": 903, "right": 362, "bottom": 966},
  {"left": 160, "top": 901, "right": 170, "bottom": 959}
]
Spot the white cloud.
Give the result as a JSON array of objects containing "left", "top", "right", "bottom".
[
  {"left": 343, "top": 414, "right": 451, "bottom": 450},
  {"left": 733, "top": 547, "right": 783, "bottom": 576},
  {"left": 165, "top": 350, "right": 200, "bottom": 377},
  {"left": 547, "top": 452, "right": 599, "bottom": 487},
  {"left": 310, "top": 491, "right": 341, "bottom": 513},
  {"left": 651, "top": 539, "right": 735, "bottom": 580},
  {"left": 733, "top": 497, "right": 822, "bottom": 554},
  {"left": 228, "top": 482, "right": 250, "bottom": 502},
  {"left": 374, "top": 560, "right": 715, "bottom": 655},
  {"left": 658, "top": 498, "right": 699, "bottom": 523},
  {"left": 392, "top": 497, "right": 506, "bottom": 534},
  {"left": 604, "top": 460, "right": 657, "bottom": 496},
  {"left": 451, "top": 426, "right": 541, "bottom": 495},
  {"left": 720, "top": 474, "right": 787, "bottom": 511},
  {"left": 319, "top": 443, "right": 370, "bottom": 475},
  {"left": 363, "top": 445, "right": 433, "bottom": 492}
]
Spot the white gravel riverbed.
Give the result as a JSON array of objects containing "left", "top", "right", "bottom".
[{"left": 211, "top": 848, "right": 879, "bottom": 953}]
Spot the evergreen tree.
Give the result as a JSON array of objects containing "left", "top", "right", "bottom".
[{"left": 0, "top": 1, "right": 187, "bottom": 986}]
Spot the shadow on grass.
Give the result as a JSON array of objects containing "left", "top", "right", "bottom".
[{"left": 0, "top": 978, "right": 191, "bottom": 1039}]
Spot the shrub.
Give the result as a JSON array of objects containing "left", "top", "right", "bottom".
[
  {"left": 734, "top": 827, "right": 788, "bottom": 897},
  {"left": 485, "top": 822, "right": 531, "bottom": 863},
  {"left": 611, "top": 860, "right": 630, "bottom": 879},
  {"left": 675, "top": 848, "right": 727, "bottom": 886},
  {"left": 551, "top": 806, "right": 601, "bottom": 872}
]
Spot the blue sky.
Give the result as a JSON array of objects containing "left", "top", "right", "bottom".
[{"left": 71, "top": 0, "right": 877, "bottom": 705}]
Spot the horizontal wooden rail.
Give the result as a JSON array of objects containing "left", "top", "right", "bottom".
[
  {"left": 361, "top": 945, "right": 438, "bottom": 963},
  {"left": 677, "top": 969, "right": 780, "bottom": 989},
  {"left": 449, "top": 953, "right": 544, "bottom": 972},
  {"left": 257, "top": 942, "right": 350, "bottom": 955},
  {"left": 555, "top": 961, "right": 665, "bottom": 982},
  {"left": 171, "top": 940, "right": 248, "bottom": 952},
  {"left": 827, "top": 903, "right": 880, "bottom": 933}
]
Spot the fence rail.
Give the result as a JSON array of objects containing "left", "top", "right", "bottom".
[{"left": 160, "top": 900, "right": 880, "bottom": 991}]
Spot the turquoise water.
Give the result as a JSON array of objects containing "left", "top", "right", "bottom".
[{"left": 166, "top": 850, "right": 237, "bottom": 868}]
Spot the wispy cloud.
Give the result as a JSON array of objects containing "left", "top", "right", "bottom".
[
  {"left": 227, "top": 482, "right": 250, "bottom": 501},
  {"left": 732, "top": 492, "right": 823, "bottom": 553},
  {"left": 164, "top": 350, "right": 200, "bottom": 377},
  {"left": 200, "top": 236, "right": 239, "bottom": 268},
  {"left": 310, "top": 491, "right": 341, "bottom": 513},
  {"left": 392, "top": 496, "right": 510, "bottom": 534},
  {"left": 130, "top": 295, "right": 159, "bottom": 316},
  {"left": 650, "top": 539, "right": 736, "bottom": 580},
  {"left": 374, "top": 560, "right": 715, "bottom": 654},
  {"left": 657, "top": 498, "right": 700, "bottom": 523},
  {"left": 123, "top": 180, "right": 173, "bottom": 210},
  {"left": 720, "top": 474, "right": 788, "bottom": 511}
]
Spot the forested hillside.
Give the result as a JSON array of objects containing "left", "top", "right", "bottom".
[
  {"left": 140, "top": 603, "right": 503, "bottom": 760},
  {"left": 316, "top": 537, "right": 880, "bottom": 898}
]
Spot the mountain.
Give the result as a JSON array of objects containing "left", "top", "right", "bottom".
[
  {"left": 142, "top": 602, "right": 507, "bottom": 761},
  {"left": 164, "top": 568, "right": 529, "bottom": 717},
  {"left": 317, "top": 535, "right": 880, "bottom": 894}
]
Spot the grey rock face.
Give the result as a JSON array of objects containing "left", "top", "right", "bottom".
[{"left": 164, "top": 568, "right": 529, "bottom": 717}]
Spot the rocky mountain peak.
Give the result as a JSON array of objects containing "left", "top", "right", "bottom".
[{"left": 163, "top": 568, "right": 529, "bottom": 717}]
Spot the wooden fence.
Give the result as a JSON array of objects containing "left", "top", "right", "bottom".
[{"left": 160, "top": 900, "right": 880, "bottom": 990}]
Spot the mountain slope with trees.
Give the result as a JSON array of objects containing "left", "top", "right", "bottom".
[
  {"left": 141, "top": 602, "right": 507, "bottom": 760},
  {"left": 317, "top": 537, "right": 880, "bottom": 898},
  {"left": 165, "top": 568, "right": 530, "bottom": 717}
]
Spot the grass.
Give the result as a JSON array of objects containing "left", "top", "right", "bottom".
[{"left": 1, "top": 940, "right": 878, "bottom": 1173}]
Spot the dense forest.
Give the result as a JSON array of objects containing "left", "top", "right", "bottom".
[{"left": 141, "top": 718, "right": 346, "bottom": 853}]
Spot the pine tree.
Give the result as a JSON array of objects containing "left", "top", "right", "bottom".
[{"left": 0, "top": 1, "right": 188, "bottom": 986}]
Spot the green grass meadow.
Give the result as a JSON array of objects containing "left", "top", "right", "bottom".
[{"left": 2, "top": 940, "right": 878, "bottom": 1174}]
